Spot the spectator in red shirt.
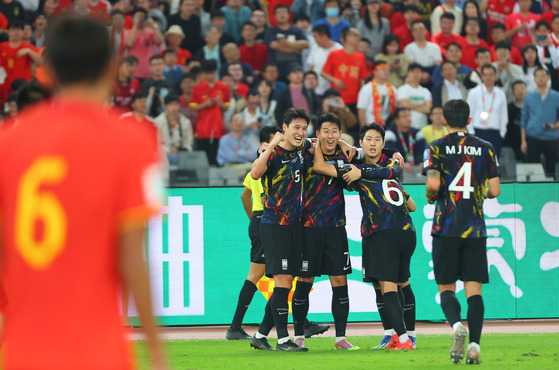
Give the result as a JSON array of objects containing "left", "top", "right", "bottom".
[
  {"left": 486, "top": 0, "right": 516, "bottom": 45},
  {"left": 0, "top": 21, "right": 42, "bottom": 104},
  {"left": 228, "top": 62, "right": 250, "bottom": 98},
  {"left": 118, "top": 93, "right": 157, "bottom": 135},
  {"left": 460, "top": 1, "right": 489, "bottom": 41},
  {"left": 490, "top": 23, "right": 524, "bottom": 65},
  {"left": 459, "top": 18, "right": 491, "bottom": 70},
  {"left": 114, "top": 56, "right": 141, "bottom": 109},
  {"left": 505, "top": 0, "right": 542, "bottom": 50},
  {"left": 542, "top": 0, "right": 559, "bottom": 24},
  {"left": 160, "top": 25, "right": 192, "bottom": 69},
  {"left": 392, "top": 4, "right": 425, "bottom": 49},
  {"left": 178, "top": 73, "right": 198, "bottom": 124},
  {"left": 239, "top": 21, "right": 268, "bottom": 77},
  {"left": 190, "top": 59, "right": 231, "bottom": 165},
  {"left": 88, "top": 0, "right": 109, "bottom": 19},
  {"left": 109, "top": 9, "right": 126, "bottom": 57},
  {"left": 432, "top": 12, "right": 464, "bottom": 58},
  {"left": 464, "top": 47, "right": 493, "bottom": 89},
  {"left": 321, "top": 26, "right": 368, "bottom": 112}
]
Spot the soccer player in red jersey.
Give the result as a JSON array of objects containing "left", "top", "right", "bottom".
[{"left": 0, "top": 17, "right": 166, "bottom": 369}]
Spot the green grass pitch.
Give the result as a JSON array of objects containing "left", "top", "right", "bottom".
[{"left": 134, "top": 333, "right": 559, "bottom": 369}]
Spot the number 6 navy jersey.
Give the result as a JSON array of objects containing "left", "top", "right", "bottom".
[
  {"left": 261, "top": 141, "right": 310, "bottom": 225},
  {"left": 423, "top": 131, "right": 500, "bottom": 238}
]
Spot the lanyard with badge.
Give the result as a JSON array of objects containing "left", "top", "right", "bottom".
[
  {"left": 480, "top": 85, "right": 495, "bottom": 126},
  {"left": 397, "top": 128, "right": 414, "bottom": 164}
]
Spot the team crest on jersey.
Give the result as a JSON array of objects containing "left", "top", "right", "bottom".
[
  {"left": 337, "top": 160, "right": 344, "bottom": 168},
  {"left": 302, "top": 260, "right": 309, "bottom": 272},
  {"left": 282, "top": 259, "right": 288, "bottom": 270}
]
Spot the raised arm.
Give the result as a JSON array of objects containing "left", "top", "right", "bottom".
[{"left": 251, "top": 131, "right": 283, "bottom": 179}]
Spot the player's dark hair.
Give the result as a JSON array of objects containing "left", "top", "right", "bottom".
[
  {"left": 475, "top": 47, "right": 490, "bottom": 58},
  {"left": 443, "top": 99, "right": 470, "bottom": 128},
  {"left": 360, "top": 122, "right": 385, "bottom": 141},
  {"left": 491, "top": 22, "right": 506, "bottom": 32},
  {"left": 283, "top": 108, "right": 310, "bottom": 126},
  {"left": 16, "top": 83, "right": 52, "bottom": 111},
  {"left": 312, "top": 24, "right": 331, "bottom": 38},
  {"left": 317, "top": 113, "right": 341, "bottom": 131},
  {"left": 45, "top": 16, "right": 111, "bottom": 85},
  {"left": 440, "top": 12, "right": 455, "bottom": 22},
  {"left": 381, "top": 34, "right": 401, "bottom": 54},
  {"left": 259, "top": 125, "right": 282, "bottom": 143}
]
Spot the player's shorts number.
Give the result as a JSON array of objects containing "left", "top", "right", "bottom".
[
  {"left": 15, "top": 156, "right": 68, "bottom": 270},
  {"left": 449, "top": 162, "right": 474, "bottom": 199},
  {"left": 382, "top": 179, "right": 404, "bottom": 206}
]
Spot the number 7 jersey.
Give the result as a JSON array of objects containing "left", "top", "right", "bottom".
[{"left": 423, "top": 131, "right": 500, "bottom": 238}]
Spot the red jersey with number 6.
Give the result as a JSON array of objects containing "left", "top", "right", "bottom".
[
  {"left": 0, "top": 98, "right": 161, "bottom": 369},
  {"left": 422, "top": 132, "right": 499, "bottom": 238}
]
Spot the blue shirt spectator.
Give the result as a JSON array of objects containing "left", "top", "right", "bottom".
[
  {"left": 314, "top": 17, "right": 351, "bottom": 43},
  {"left": 221, "top": 0, "right": 252, "bottom": 44},
  {"left": 291, "top": 0, "right": 325, "bottom": 24},
  {"left": 521, "top": 87, "right": 559, "bottom": 142}
]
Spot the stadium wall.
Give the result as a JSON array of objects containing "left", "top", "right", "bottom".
[{"left": 127, "top": 184, "right": 559, "bottom": 325}]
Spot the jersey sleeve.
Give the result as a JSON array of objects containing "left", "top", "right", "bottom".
[
  {"left": 484, "top": 144, "right": 500, "bottom": 179},
  {"left": 189, "top": 85, "right": 201, "bottom": 106},
  {"left": 422, "top": 142, "right": 441, "bottom": 175},
  {"left": 243, "top": 172, "right": 252, "bottom": 188},
  {"left": 360, "top": 161, "right": 401, "bottom": 180},
  {"left": 114, "top": 129, "right": 163, "bottom": 232}
]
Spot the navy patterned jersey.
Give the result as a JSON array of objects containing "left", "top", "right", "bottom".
[
  {"left": 338, "top": 161, "right": 414, "bottom": 237},
  {"left": 423, "top": 132, "right": 500, "bottom": 238},
  {"left": 261, "top": 141, "right": 310, "bottom": 225}
]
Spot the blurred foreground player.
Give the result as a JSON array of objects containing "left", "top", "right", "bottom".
[
  {"left": 424, "top": 99, "right": 500, "bottom": 365},
  {"left": 0, "top": 16, "right": 166, "bottom": 369}
]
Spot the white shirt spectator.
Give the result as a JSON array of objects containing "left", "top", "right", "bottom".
[
  {"left": 466, "top": 84, "right": 508, "bottom": 138},
  {"left": 357, "top": 81, "right": 397, "bottom": 125},
  {"left": 430, "top": 4, "right": 463, "bottom": 34},
  {"left": 306, "top": 41, "right": 343, "bottom": 95},
  {"left": 154, "top": 113, "right": 194, "bottom": 152},
  {"left": 396, "top": 84, "right": 432, "bottom": 129},
  {"left": 404, "top": 42, "right": 443, "bottom": 68},
  {"left": 444, "top": 79, "right": 464, "bottom": 100}
]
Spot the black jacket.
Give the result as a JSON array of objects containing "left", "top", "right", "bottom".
[{"left": 275, "top": 85, "right": 321, "bottom": 125}]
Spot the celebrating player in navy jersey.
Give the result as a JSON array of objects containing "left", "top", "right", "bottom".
[
  {"left": 423, "top": 99, "right": 501, "bottom": 365},
  {"left": 249, "top": 108, "right": 310, "bottom": 352},
  {"left": 314, "top": 123, "right": 417, "bottom": 351}
]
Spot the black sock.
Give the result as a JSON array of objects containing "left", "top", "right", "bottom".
[
  {"left": 331, "top": 285, "right": 349, "bottom": 337},
  {"left": 292, "top": 281, "right": 313, "bottom": 336},
  {"left": 397, "top": 286, "right": 405, "bottom": 323},
  {"left": 440, "top": 290, "right": 462, "bottom": 328},
  {"left": 467, "top": 295, "right": 484, "bottom": 345},
  {"left": 402, "top": 285, "right": 416, "bottom": 332},
  {"left": 375, "top": 288, "right": 392, "bottom": 331},
  {"left": 230, "top": 280, "right": 257, "bottom": 331},
  {"left": 271, "top": 287, "right": 290, "bottom": 339},
  {"left": 258, "top": 294, "right": 275, "bottom": 336},
  {"left": 383, "top": 291, "right": 406, "bottom": 337}
]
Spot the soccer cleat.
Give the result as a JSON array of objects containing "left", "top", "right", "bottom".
[
  {"left": 276, "top": 340, "right": 309, "bottom": 352},
  {"left": 385, "top": 333, "right": 399, "bottom": 349},
  {"left": 226, "top": 328, "right": 251, "bottom": 340},
  {"left": 250, "top": 335, "right": 275, "bottom": 351},
  {"left": 372, "top": 335, "right": 393, "bottom": 349},
  {"left": 410, "top": 335, "right": 416, "bottom": 349},
  {"left": 334, "top": 339, "right": 360, "bottom": 350},
  {"left": 304, "top": 321, "right": 330, "bottom": 338},
  {"left": 450, "top": 325, "right": 468, "bottom": 364},
  {"left": 466, "top": 346, "right": 482, "bottom": 364},
  {"left": 294, "top": 338, "right": 305, "bottom": 348},
  {"left": 393, "top": 339, "right": 414, "bottom": 351}
]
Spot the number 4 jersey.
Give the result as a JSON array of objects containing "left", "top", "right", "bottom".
[{"left": 423, "top": 131, "right": 500, "bottom": 238}]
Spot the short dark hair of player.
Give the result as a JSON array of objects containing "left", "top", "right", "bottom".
[
  {"left": 241, "top": 21, "right": 256, "bottom": 31},
  {"left": 446, "top": 41, "right": 462, "bottom": 51},
  {"left": 210, "top": 9, "right": 225, "bottom": 20},
  {"left": 480, "top": 63, "right": 496, "bottom": 75},
  {"left": 162, "top": 48, "right": 177, "bottom": 57},
  {"left": 312, "top": 24, "right": 331, "bottom": 38},
  {"left": 45, "top": 16, "right": 111, "bottom": 85},
  {"left": 274, "top": 3, "right": 289, "bottom": 14},
  {"left": 408, "top": 63, "right": 423, "bottom": 73},
  {"left": 495, "top": 40, "right": 511, "bottom": 51},
  {"left": 360, "top": 122, "right": 385, "bottom": 141},
  {"left": 149, "top": 54, "right": 163, "bottom": 63},
  {"left": 283, "top": 108, "right": 310, "bottom": 126},
  {"left": 381, "top": 34, "right": 401, "bottom": 54},
  {"left": 536, "top": 20, "right": 551, "bottom": 31},
  {"left": 164, "top": 93, "right": 180, "bottom": 105},
  {"left": 202, "top": 59, "right": 218, "bottom": 72},
  {"left": 475, "top": 47, "right": 490, "bottom": 58},
  {"left": 259, "top": 125, "right": 282, "bottom": 143},
  {"left": 111, "top": 9, "right": 124, "bottom": 17},
  {"left": 443, "top": 99, "right": 470, "bottom": 128},
  {"left": 317, "top": 113, "right": 341, "bottom": 131},
  {"left": 16, "top": 83, "right": 52, "bottom": 111},
  {"left": 491, "top": 22, "right": 506, "bottom": 32},
  {"left": 410, "top": 19, "right": 424, "bottom": 30},
  {"left": 293, "top": 12, "right": 311, "bottom": 23},
  {"left": 403, "top": 4, "right": 420, "bottom": 14},
  {"left": 132, "top": 7, "right": 148, "bottom": 17},
  {"left": 511, "top": 79, "right": 527, "bottom": 90},
  {"left": 534, "top": 65, "right": 550, "bottom": 76},
  {"left": 440, "top": 12, "right": 455, "bottom": 22}
]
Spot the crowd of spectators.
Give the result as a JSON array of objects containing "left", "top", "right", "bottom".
[{"left": 2, "top": 0, "right": 559, "bottom": 180}]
